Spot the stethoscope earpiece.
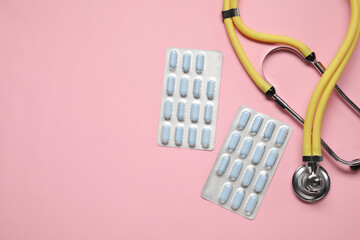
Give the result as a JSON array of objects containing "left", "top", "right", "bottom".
[
  {"left": 292, "top": 165, "right": 330, "bottom": 202},
  {"left": 350, "top": 159, "right": 360, "bottom": 170}
]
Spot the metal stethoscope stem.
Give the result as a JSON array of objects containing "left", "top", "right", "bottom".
[{"left": 262, "top": 47, "right": 360, "bottom": 169}]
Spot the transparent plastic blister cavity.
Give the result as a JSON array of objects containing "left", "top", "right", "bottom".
[
  {"left": 157, "top": 48, "right": 223, "bottom": 150},
  {"left": 201, "top": 106, "right": 293, "bottom": 219}
]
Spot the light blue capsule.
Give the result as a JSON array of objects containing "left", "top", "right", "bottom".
[
  {"left": 196, "top": 53, "right": 205, "bottom": 73},
  {"left": 263, "top": 121, "right": 276, "bottom": 140},
  {"left": 190, "top": 102, "right": 200, "bottom": 123},
  {"left": 163, "top": 100, "right": 173, "bottom": 120},
  {"left": 177, "top": 101, "right": 186, "bottom": 122},
  {"left": 188, "top": 127, "right": 197, "bottom": 147},
  {"left": 252, "top": 144, "right": 266, "bottom": 165},
  {"left": 227, "top": 132, "right": 241, "bottom": 152},
  {"left": 240, "top": 138, "right": 253, "bottom": 158},
  {"left": 193, "top": 78, "right": 202, "bottom": 98},
  {"left": 174, "top": 125, "right": 184, "bottom": 146},
  {"left": 245, "top": 194, "right": 258, "bottom": 214},
  {"left": 237, "top": 111, "right": 251, "bottom": 130},
  {"left": 275, "top": 126, "right": 289, "bottom": 146},
  {"left": 216, "top": 155, "right": 230, "bottom": 175},
  {"left": 254, "top": 174, "right": 267, "bottom": 193},
  {"left": 219, "top": 183, "right": 233, "bottom": 204},
  {"left": 251, "top": 115, "right": 263, "bottom": 135},
  {"left": 231, "top": 189, "right": 245, "bottom": 210},
  {"left": 229, "top": 160, "right": 243, "bottom": 180},
  {"left": 179, "top": 77, "right": 189, "bottom": 97},
  {"left": 206, "top": 79, "right": 215, "bottom": 100},
  {"left": 182, "top": 53, "right": 191, "bottom": 73},
  {"left": 169, "top": 50, "right": 178, "bottom": 70},
  {"left": 204, "top": 104, "right": 213, "bottom": 124},
  {"left": 161, "top": 124, "right": 171, "bottom": 145},
  {"left": 201, "top": 128, "right": 211, "bottom": 148},
  {"left": 265, "top": 149, "right": 279, "bottom": 168},
  {"left": 166, "top": 75, "right": 175, "bottom": 96},
  {"left": 241, "top": 168, "right": 255, "bottom": 187}
]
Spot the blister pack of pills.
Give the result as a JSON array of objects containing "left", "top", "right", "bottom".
[
  {"left": 157, "top": 48, "right": 223, "bottom": 150},
  {"left": 201, "top": 106, "right": 293, "bottom": 219}
]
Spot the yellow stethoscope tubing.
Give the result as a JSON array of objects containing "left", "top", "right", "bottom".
[
  {"left": 223, "top": 0, "right": 272, "bottom": 93},
  {"left": 224, "top": 0, "right": 360, "bottom": 157},
  {"left": 303, "top": 0, "right": 359, "bottom": 156},
  {"left": 229, "top": 0, "right": 313, "bottom": 58},
  {"left": 312, "top": 7, "right": 360, "bottom": 156}
]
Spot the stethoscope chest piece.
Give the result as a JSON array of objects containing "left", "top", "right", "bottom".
[{"left": 292, "top": 165, "right": 330, "bottom": 202}]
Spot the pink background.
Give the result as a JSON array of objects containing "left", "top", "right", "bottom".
[{"left": 1, "top": 0, "right": 359, "bottom": 239}]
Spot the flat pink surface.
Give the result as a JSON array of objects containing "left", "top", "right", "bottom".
[{"left": 1, "top": 0, "right": 359, "bottom": 239}]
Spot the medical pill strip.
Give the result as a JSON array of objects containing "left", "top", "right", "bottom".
[
  {"left": 157, "top": 48, "right": 223, "bottom": 150},
  {"left": 202, "top": 106, "right": 292, "bottom": 219}
]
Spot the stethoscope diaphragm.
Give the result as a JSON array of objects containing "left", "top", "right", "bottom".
[{"left": 292, "top": 165, "right": 330, "bottom": 202}]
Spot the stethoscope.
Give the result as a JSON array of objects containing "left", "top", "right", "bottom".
[{"left": 222, "top": 0, "right": 360, "bottom": 202}]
